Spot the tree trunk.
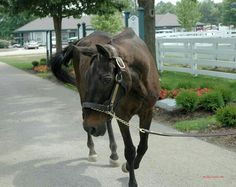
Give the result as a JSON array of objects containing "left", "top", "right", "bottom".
[
  {"left": 138, "top": 0, "right": 156, "bottom": 66},
  {"left": 53, "top": 16, "right": 62, "bottom": 52}
]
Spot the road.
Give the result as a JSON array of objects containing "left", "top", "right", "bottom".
[
  {"left": 0, "top": 47, "right": 56, "bottom": 57},
  {"left": 0, "top": 62, "right": 236, "bottom": 187}
]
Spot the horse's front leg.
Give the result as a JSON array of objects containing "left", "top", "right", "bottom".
[
  {"left": 118, "top": 121, "right": 137, "bottom": 187},
  {"left": 106, "top": 119, "right": 119, "bottom": 167},
  {"left": 134, "top": 110, "right": 152, "bottom": 169},
  {"left": 87, "top": 132, "right": 97, "bottom": 162}
]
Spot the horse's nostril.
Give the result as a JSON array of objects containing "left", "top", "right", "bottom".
[{"left": 91, "top": 127, "right": 97, "bottom": 135}]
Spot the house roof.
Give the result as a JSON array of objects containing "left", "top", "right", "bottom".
[
  {"left": 14, "top": 16, "right": 91, "bottom": 32},
  {"left": 155, "top": 13, "right": 180, "bottom": 27},
  {"left": 15, "top": 13, "right": 180, "bottom": 33}
]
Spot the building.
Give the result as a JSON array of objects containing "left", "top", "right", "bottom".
[
  {"left": 13, "top": 16, "right": 92, "bottom": 45},
  {"left": 14, "top": 13, "right": 181, "bottom": 46},
  {"left": 155, "top": 13, "right": 181, "bottom": 32}
]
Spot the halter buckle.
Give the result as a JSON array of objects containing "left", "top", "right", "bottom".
[
  {"left": 115, "top": 57, "right": 125, "bottom": 69},
  {"left": 115, "top": 73, "right": 122, "bottom": 83}
]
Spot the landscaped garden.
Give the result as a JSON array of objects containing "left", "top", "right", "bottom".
[{"left": 1, "top": 55, "right": 235, "bottom": 151}]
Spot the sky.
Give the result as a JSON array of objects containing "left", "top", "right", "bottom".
[{"left": 155, "top": 0, "right": 223, "bottom": 5}]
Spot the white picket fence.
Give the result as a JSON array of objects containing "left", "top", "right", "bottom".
[{"left": 156, "top": 37, "right": 236, "bottom": 79}]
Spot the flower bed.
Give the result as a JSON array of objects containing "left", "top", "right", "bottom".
[
  {"left": 33, "top": 65, "right": 49, "bottom": 73},
  {"left": 159, "top": 88, "right": 210, "bottom": 100}
]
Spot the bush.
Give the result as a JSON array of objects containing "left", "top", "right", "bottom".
[
  {"left": 199, "top": 82, "right": 214, "bottom": 89},
  {"left": 160, "top": 82, "right": 172, "bottom": 90},
  {"left": 199, "top": 91, "right": 224, "bottom": 112},
  {"left": 40, "top": 58, "right": 47, "bottom": 65},
  {"left": 217, "top": 86, "right": 232, "bottom": 104},
  {"left": 176, "top": 81, "right": 197, "bottom": 89},
  {"left": 176, "top": 90, "right": 198, "bottom": 112},
  {"left": 32, "top": 61, "right": 39, "bottom": 67},
  {"left": 0, "top": 40, "right": 9, "bottom": 48},
  {"left": 216, "top": 105, "right": 236, "bottom": 127}
]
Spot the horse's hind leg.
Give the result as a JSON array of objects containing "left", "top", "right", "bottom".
[
  {"left": 87, "top": 132, "right": 97, "bottom": 162},
  {"left": 107, "top": 120, "right": 119, "bottom": 167},
  {"left": 134, "top": 110, "right": 152, "bottom": 169}
]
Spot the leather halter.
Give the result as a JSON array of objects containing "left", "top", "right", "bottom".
[{"left": 82, "top": 56, "right": 125, "bottom": 114}]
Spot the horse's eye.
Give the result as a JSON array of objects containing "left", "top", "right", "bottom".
[{"left": 102, "top": 76, "right": 112, "bottom": 84}]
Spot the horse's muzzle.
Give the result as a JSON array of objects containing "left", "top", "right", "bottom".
[{"left": 83, "top": 121, "right": 106, "bottom": 137}]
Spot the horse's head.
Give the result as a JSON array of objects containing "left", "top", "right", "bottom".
[{"left": 75, "top": 44, "right": 130, "bottom": 137}]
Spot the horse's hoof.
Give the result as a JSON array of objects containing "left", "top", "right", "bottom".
[
  {"left": 88, "top": 154, "right": 98, "bottom": 162},
  {"left": 109, "top": 158, "right": 120, "bottom": 167},
  {"left": 121, "top": 162, "right": 128, "bottom": 173}
]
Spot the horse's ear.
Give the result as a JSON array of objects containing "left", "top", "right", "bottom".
[
  {"left": 96, "top": 44, "right": 113, "bottom": 59},
  {"left": 73, "top": 45, "right": 97, "bottom": 57}
]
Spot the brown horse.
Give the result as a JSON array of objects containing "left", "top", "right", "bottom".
[{"left": 50, "top": 28, "right": 160, "bottom": 187}]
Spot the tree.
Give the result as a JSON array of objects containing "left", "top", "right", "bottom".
[
  {"left": 199, "top": 0, "right": 221, "bottom": 25},
  {"left": 176, "top": 0, "right": 201, "bottom": 31},
  {"left": 138, "top": 0, "right": 156, "bottom": 63},
  {"left": 155, "top": 1, "right": 176, "bottom": 14},
  {"left": 91, "top": 12, "right": 123, "bottom": 34},
  {"left": 222, "top": 0, "right": 236, "bottom": 26},
  {"left": 8, "top": 0, "right": 127, "bottom": 52},
  {"left": 0, "top": 1, "right": 36, "bottom": 40},
  {"left": 0, "top": 14, "right": 35, "bottom": 40}
]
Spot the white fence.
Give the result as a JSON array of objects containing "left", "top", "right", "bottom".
[
  {"left": 156, "top": 37, "right": 236, "bottom": 79},
  {"left": 155, "top": 30, "right": 236, "bottom": 38}
]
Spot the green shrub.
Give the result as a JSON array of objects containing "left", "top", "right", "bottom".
[
  {"left": 176, "top": 81, "right": 197, "bottom": 89},
  {"left": 216, "top": 105, "right": 236, "bottom": 127},
  {"left": 217, "top": 86, "right": 232, "bottom": 104},
  {"left": 176, "top": 90, "right": 198, "bottom": 112},
  {"left": 160, "top": 82, "right": 171, "bottom": 90},
  {"left": 199, "top": 91, "right": 224, "bottom": 112},
  {"left": 32, "top": 61, "right": 39, "bottom": 67},
  {"left": 40, "top": 58, "right": 47, "bottom": 65},
  {"left": 199, "top": 82, "right": 214, "bottom": 89},
  {"left": 0, "top": 40, "right": 9, "bottom": 48}
]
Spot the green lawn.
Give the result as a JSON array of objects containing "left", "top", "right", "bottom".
[
  {"left": 174, "top": 116, "right": 217, "bottom": 132},
  {"left": 0, "top": 54, "right": 46, "bottom": 70}
]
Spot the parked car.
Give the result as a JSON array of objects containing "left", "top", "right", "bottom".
[
  {"left": 12, "top": 43, "right": 21, "bottom": 48},
  {"left": 68, "top": 36, "right": 78, "bottom": 44},
  {"left": 24, "top": 41, "right": 39, "bottom": 49}
]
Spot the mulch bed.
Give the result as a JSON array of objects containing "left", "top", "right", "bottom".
[{"left": 153, "top": 107, "right": 236, "bottom": 152}]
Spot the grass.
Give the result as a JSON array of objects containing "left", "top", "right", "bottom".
[
  {"left": 0, "top": 54, "right": 46, "bottom": 70},
  {"left": 160, "top": 71, "right": 236, "bottom": 101},
  {"left": 174, "top": 116, "right": 217, "bottom": 132}
]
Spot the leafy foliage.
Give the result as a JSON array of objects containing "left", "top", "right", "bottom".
[
  {"left": 0, "top": 39, "right": 9, "bottom": 48},
  {"left": 176, "top": 90, "right": 199, "bottom": 112},
  {"left": 0, "top": 14, "right": 35, "bottom": 40},
  {"left": 217, "top": 86, "right": 232, "bottom": 104},
  {"left": 216, "top": 105, "right": 236, "bottom": 127},
  {"left": 199, "top": 91, "right": 224, "bottom": 112},
  {"left": 176, "top": 0, "right": 201, "bottom": 31},
  {"left": 199, "top": 0, "right": 222, "bottom": 25},
  {"left": 40, "top": 58, "right": 47, "bottom": 65},
  {"left": 91, "top": 12, "right": 123, "bottom": 34},
  {"left": 6, "top": 0, "right": 128, "bottom": 52},
  {"left": 176, "top": 81, "right": 197, "bottom": 89},
  {"left": 222, "top": 0, "right": 236, "bottom": 25},
  {"left": 32, "top": 61, "right": 39, "bottom": 67},
  {"left": 155, "top": 1, "right": 176, "bottom": 14}
]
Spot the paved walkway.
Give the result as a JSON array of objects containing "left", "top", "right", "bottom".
[{"left": 0, "top": 62, "right": 236, "bottom": 187}]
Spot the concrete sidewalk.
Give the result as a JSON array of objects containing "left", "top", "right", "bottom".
[{"left": 0, "top": 62, "right": 236, "bottom": 187}]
